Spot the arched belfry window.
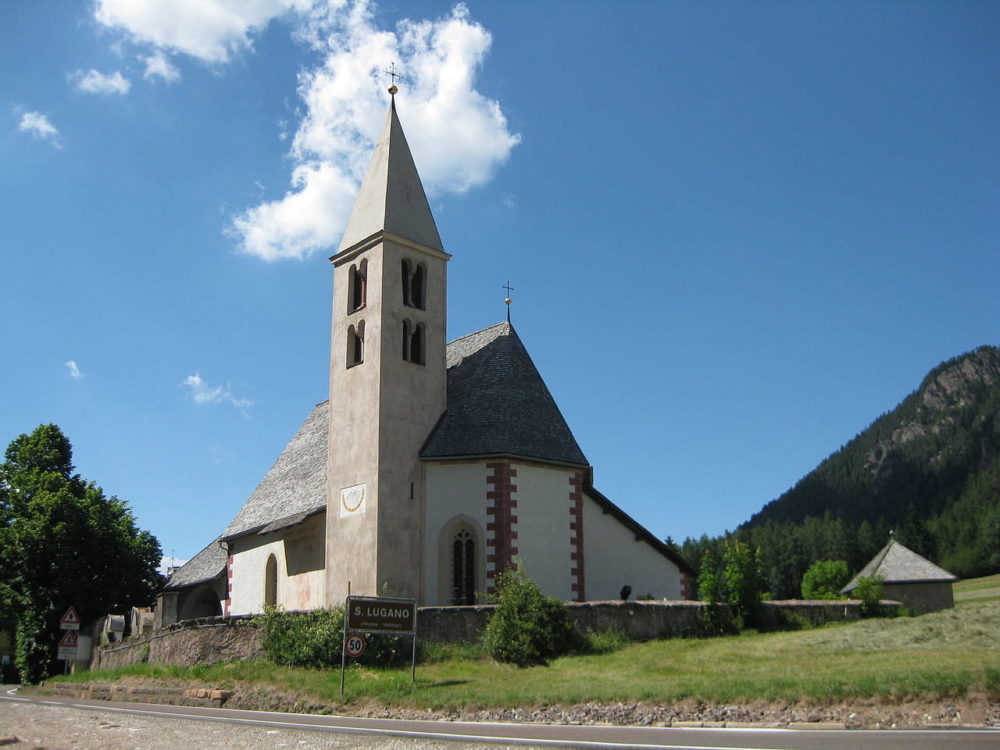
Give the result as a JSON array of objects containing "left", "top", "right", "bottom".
[
  {"left": 451, "top": 529, "right": 476, "bottom": 605},
  {"left": 402, "top": 320, "right": 425, "bottom": 365},
  {"left": 347, "top": 320, "right": 364, "bottom": 367},
  {"left": 401, "top": 259, "right": 426, "bottom": 310},
  {"left": 348, "top": 260, "right": 367, "bottom": 313},
  {"left": 264, "top": 554, "right": 277, "bottom": 608}
]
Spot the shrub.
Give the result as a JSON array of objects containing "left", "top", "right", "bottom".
[
  {"left": 482, "top": 566, "right": 579, "bottom": 666},
  {"left": 696, "top": 603, "right": 738, "bottom": 637},
  {"left": 801, "top": 560, "right": 850, "bottom": 600},
  {"left": 259, "top": 606, "right": 344, "bottom": 668},
  {"left": 853, "top": 575, "right": 884, "bottom": 618},
  {"left": 258, "top": 606, "right": 409, "bottom": 669}
]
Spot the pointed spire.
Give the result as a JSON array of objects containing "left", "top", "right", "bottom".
[{"left": 337, "top": 98, "right": 443, "bottom": 255}]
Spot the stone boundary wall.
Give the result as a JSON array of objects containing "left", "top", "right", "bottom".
[
  {"left": 90, "top": 600, "right": 887, "bottom": 670},
  {"left": 89, "top": 615, "right": 261, "bottom": 671}
]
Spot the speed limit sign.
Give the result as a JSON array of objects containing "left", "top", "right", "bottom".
[{"left": 344, "top": 632, "right": 366, "bottom": 658}]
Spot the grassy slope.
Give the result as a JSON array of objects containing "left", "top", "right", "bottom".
[{"left": 61, "top": 588, "right": 1000, "bottom": 710}]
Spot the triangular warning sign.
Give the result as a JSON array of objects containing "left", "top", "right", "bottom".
[
  {"left": 59, "top": 630, "right": 78, "bottom": 647},
  {"left": 60, "top": 606, "right": 80, "bottom": 630}
]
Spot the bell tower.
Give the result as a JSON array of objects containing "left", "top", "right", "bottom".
[{"left": 326, "top": 92, "right": 449, "bottom": 605}]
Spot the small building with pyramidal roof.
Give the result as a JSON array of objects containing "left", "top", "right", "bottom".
[
  {"left": 160, "top": 88, "right": 693, "bottom": 623},
  {"left": 842, "top": 539, "right": 958, "bottom": 614}
]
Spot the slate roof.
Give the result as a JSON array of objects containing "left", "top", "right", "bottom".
[
  {"left": 842, "top": 539, "right": 958, "bottom": 593},
  {"left": 421, "top": 322, "right": 589, "bottom": 466},
  {"left": 162, "top": 536, "right": 227, "bottom": 591},
  {"left": 220, "top": 401, "right": 329, "bottom": 542}
]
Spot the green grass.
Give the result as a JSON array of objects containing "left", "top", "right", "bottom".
[
  {"left": 955, "top": 573, "right": 1000, "bottom": 604},
  {"left": 52, "top": 599, "right": 1000, "bottom": 710}
]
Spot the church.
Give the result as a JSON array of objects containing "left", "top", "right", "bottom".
[{"left": 157, "top": 92, "right": 693, "bottom": 626}]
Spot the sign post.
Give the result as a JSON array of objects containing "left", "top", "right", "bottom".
[
  {"left": 341, "top": 595, "right": 417, "bottom": 695},
  {"left": 57, "top": 630, "right": 78, "bottom": 661}
]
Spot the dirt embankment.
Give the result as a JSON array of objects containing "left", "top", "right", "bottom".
[{"left": 34, "top": 678, "right": 1000, "bottom": 730}]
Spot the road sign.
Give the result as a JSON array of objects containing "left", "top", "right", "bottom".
[
  {"left": 57, "top": 630, "right": 78, "bottom": 660},
  {"left": 60, "top": 606, "right": 80, "bottom": 631},
  {"left": 344, "top": 632, "right": 366, "bottom": 658},
  {"left": 346, "top": 596, "right": 416, "bottom": 634}
]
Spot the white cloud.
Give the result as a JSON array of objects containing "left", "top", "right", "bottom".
[
  {"left": 90, "top": 0, "right": 520, "bottom": 262},
  {"left": 65, "top": 361, "right": 83, "bottom": 379},
  {"left": 142, "top": 51, "right": 181, "bottom": 82},
  {"left": 94, "top": 0, "right": 314, "bottom": 64},
  {"left": 17, "top": 111, "right": 61, "bottom": 146},
  {"left": 71, "top": 69, "right": 132, "bottom": 95},
  {"left": 181, "top": 372, "right": 252, "bottom": 410},
  {"left": 231, "top": 1, "right": 520, "bottom": 260}
]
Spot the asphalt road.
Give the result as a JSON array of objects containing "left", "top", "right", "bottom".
[{"left": 2, "top": 687, "right": 997, "bottom": 750}]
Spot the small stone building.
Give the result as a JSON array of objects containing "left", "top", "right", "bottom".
[{"left": 841, "top": 539, "right": 958, "bottom": 614}]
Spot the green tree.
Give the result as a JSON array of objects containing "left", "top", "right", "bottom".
[
  {"left": 853, "top": 574, "right": 884, "bottom": 617},
  {"left": 697, "top": 548, "right": 724, "bottom": 603},
  {"left": 800, "top": 560, "right": 850, "bottom": 599},
  {"left": 722, "top": 539, "right": 764, "bottom": 627},
  {"left": 482, "top": 565, "right": 577, "bottom": 667},
  {"left": 0, "top": 425, "right": 162, "bottom": 682}
]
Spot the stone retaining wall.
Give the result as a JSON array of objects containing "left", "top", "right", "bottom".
[
  {"left": 90, "top": 615, "right": 262, "bottom": 671},
  {"left": 90, "top": 599, "right": 885, "bottom": 670}
]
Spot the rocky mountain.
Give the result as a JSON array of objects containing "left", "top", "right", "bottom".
[
  {"left": 746, "top": 346, "right": 1000, "bottom": 525},
  {"left": 687, "top": 345, "right": 1000, "bottom": 596}
]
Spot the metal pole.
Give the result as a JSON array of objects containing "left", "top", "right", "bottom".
[
  {"left": 411, "top": 607, "right": 418, "bottom": 683},
  {"left": 340, "top": 582, "right": 351, "bottom": 697}
]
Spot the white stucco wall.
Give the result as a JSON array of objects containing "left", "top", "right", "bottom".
[
  {"left": 228, "top": 516, "right": 326, "bottom": 615},
  {"left": 423, "top": 462, "right": 489, "bottom": 605},
  {"left": 582, "top": 493, "right": 682, "bottom": 601},
  {"left": 512, "top": 463, "right": 574, "bottom": 601}
]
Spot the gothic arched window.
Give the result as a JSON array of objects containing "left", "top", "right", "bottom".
[{"left": 451, "top": 529, "right": 476, "bottom": 605}]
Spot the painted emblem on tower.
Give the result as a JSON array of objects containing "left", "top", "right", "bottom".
[{"left": 339, "top": 483, "right": 366, "bottom": 518}]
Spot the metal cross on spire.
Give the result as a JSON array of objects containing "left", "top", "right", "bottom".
[
  {"left": 384, "top": 61, "right": 400, "bottom": 96},
  {"left": 503, "top": 281, "right": 515, "bottom": 323}
]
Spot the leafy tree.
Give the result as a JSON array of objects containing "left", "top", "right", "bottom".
[
  {"left": 482, "top": 565, "right": 577, "bottom": 667},
  {"left": 697, "top": 548, "right": 724, "bottom": 603},
  {"left": 800, "top": 560, "right": 849, "bottom": 599},
  {"left": 0, "top": 425, "right": 162, "bottom": 682},
  {"left": 852, "top": 574, "right": 884, "bottom": 618},
  {"left": 722, "top": 539, "right": 764, "bottom": 627}
]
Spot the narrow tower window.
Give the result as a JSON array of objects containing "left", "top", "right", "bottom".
[
  {"left": 410, "top": 322, "right": 424, "bottom": 365},
  {"left": 402, "top": 320, "right": 424, "bottom": 365},
  {"left": 401, "top": 259, "right": 412, "bottom": 307},
  {"left": 451, "top": 529, "right": 476, "bottom": 605},
  {"left": 401, "top": 259, "right": 426, "bottom": 310},
  {"left": 348, "top": 260, "right": 367, "bottom": 312},
  {"left": 347, "top": 321, "right": 364, "bottom": 367},
  {"left": 411, "top": 263, "right": 425, "bottom": 309}
]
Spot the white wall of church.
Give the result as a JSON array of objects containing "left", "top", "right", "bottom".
[
  {"left": 583, "top": 494, "right": 682, "bottom": 601},
  {"left": 228, "top": 515, "right": 326, "bottom": 614},
  {"left": 513, "top": 463, "right": 574, "bottom": 601},
  {"left": 423, "top": 462, "right": 489, "bottom": 605}
]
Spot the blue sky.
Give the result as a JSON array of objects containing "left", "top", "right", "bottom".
[{"left": 2, "top": 1, "right": 998, "bottom": 566}]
